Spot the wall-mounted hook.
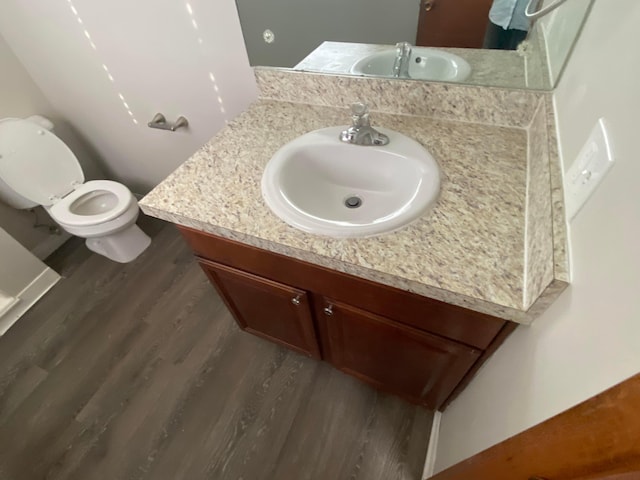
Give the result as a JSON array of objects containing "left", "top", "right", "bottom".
[
  {"left": 525, "top": 0, "right": 569, "bottom": 20},
  {"left": 147, "top": 113, "right": 189, "bottom": 132}
]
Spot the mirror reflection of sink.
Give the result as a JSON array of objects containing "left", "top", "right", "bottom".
[
  {"left": 351, "top": 47, "right": 471, "bottom": 82},
  {"left": 261, "top": 127, "right": 441, "bottom": 238}
]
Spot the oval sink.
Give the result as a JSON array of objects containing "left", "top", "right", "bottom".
[
  {"left": 261, "top": 127, "right": 441, "bottom": 238},
  {"left": 351, "top": 47, "right": 471, "bottom": 82}
]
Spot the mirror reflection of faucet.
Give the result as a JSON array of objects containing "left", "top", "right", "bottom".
[{"left": 392, "top": 42, "right": 412, "bottom": 78}]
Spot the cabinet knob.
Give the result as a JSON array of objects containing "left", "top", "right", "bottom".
[
  {"left": 424, "top": 1, "right": 435, "bottom": 12},
  {"left": 291, "top": 295, "right": 302, "bottom": 306},
  {"left": 323, "top": 305, "right": 334, "bottom": 316}
]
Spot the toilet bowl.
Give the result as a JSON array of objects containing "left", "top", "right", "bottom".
[
  {"left": 0, "top": 117, "right": 150, "bottom": 263},
  {"left": 48, "top": 179, "right": 150, "bottom": 262}
]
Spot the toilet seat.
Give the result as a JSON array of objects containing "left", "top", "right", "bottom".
[
  {"left": 49, "top": 180, "right": 133, "bottom": 227},
  {"left": 0, "top": 118, "right": 135, "bottom": 227},
  {"left": 0, "top": 118, "right": 84, "bottom": 206}
]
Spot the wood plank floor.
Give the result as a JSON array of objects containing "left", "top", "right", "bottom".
[{"left": 0, "top": 220, "right": 433, "bottom": 480}]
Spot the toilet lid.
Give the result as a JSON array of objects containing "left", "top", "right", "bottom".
[{"left": 0, "top": 118, "right": 84, "bottom": 206}]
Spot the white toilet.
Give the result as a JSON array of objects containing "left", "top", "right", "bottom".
[{"left": 0, "top": 117, "right": 151, "bottom": 263}]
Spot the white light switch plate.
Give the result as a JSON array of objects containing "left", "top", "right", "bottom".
[{"left": 565, "top": 118, "right": 615, "bottom": 220}]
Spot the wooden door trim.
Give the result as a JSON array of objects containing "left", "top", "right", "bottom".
[
  {"left": 431, "top": 373, "right": 640, "bottom": 480},
  {"left": 416, "top": 0, "right": 494, "bottom": 48}
]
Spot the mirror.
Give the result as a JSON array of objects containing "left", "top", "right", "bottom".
[{"left": 235, "top": 0, "right": 594, "bottom": 90}]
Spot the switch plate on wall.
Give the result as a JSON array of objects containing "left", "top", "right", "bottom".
[{"left": 565, "top": 118, "right": 615, "bottom": 220}]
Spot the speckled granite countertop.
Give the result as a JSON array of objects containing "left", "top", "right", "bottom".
[{"left": 140, "top": 95, "right": 566, "bottom": 323}]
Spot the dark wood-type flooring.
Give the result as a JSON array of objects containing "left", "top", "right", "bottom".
[{"left": 0, "top": 219, "right": 433, "bottom": 480}]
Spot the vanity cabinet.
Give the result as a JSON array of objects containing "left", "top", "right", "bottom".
[
  {"left": 315, "top": 298, "right": 480, "bottom": 408},
  {"left": 199, "top": 260, "right": 321, "bottom": 359},
  {"left": 179, "top": 226, "right": 515, "bottom": 411}
]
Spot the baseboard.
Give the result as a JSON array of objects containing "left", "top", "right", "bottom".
[
  {"left": 422, "top": 411, "right": 442, "bottom": 479},
  {"left": 0, "top": 294, "right": 19, "bottom": 317},
  {"left": 31, "top": 231, "right": 72, "bottom": 260},
  {"left": 0, "top": 267, "right": 60, "bottom": 336}
]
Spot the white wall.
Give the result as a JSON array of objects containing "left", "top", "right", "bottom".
[
  {"left": 236, "top": 0, "right": 420, "bottom": 67},
  {"left": 434, "top": 0, "right": 640, "bottom": 472},
  {"left": 0, "top": 0, "right": 257, "bottom": 194},
  {"left": 0, "top": 33, "right": 102, "bottom": 253},
  {"left": 539, "top": 0, "right": 593, "bottom": 85}
]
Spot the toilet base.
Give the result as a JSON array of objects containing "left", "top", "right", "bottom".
[{"left": 85, "top": 224, "right": 151, "bottom": 263}]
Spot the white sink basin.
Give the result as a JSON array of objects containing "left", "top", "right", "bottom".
[
  {"left": 351, "top": 47, "right": 471, "bottom": 82},
  {"left": 261, "top": 127, "right": 441, "bottom": 238}
]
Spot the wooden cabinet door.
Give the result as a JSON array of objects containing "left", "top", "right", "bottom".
[
  {"left": 199, "top": 259, "right": 321, "bottom": 359},
  {"left": 416, "top": 0, "right": 494, "bottom": 48},
  {"left": 317, "top": 298, "right": 481, "bottom": 410}
]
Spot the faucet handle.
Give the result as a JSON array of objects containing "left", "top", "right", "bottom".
[
  {"left": 340, "top": 102, "right": 390, "bottom": 146},
  {"left": 350, "top": 102, "right": 371, "bottom": 127},
  {"left": 351, "top": 102, "right": 369, "bottom": 117}
]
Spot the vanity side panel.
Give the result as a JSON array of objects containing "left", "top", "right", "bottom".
[
  {"left": 178, "top": 226, "right": 505, "bottom": 350},
  {"left": 440, "top": 321, "right": 519, "bottom": 410}
]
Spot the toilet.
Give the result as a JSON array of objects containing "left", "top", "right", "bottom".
[{"left": 0, "top": 117, "right": 151, "bottom": 263}]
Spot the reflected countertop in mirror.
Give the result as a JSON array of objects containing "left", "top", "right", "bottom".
[
  {"left": 235, "top": 0, "right": 594, "bottom": 91},
  {"left": 294, "top": 41, "right": 533, "bottom": 90}
]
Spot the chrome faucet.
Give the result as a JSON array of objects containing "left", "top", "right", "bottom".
[
  {"left": 339, "top": 102, "right": 390, "bottom": 146},
  {"left": 392, "top": 42, "right": 412, "bottom": 78}
]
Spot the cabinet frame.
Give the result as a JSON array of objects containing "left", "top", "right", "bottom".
[
  {"left": 180, "top": 226, "right": 516, "bottom": 411},
  {"left": 179, "top": 226, "right": 505, "bottom": 350}
]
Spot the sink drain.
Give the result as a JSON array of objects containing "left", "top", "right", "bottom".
[{"left": 344, "top": 196, "right": 363, "bottom": 209}]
